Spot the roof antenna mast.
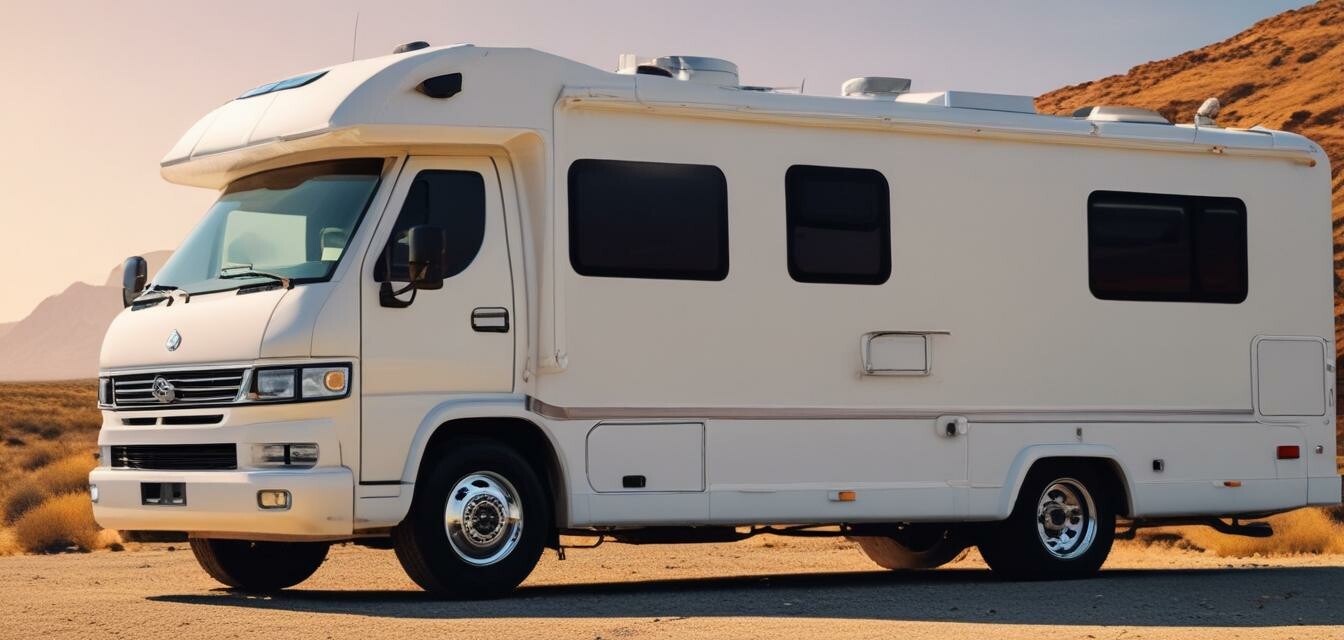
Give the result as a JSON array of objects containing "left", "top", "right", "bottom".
[{"left": 350, "top": 12, "right": 361, "bottom": 61}]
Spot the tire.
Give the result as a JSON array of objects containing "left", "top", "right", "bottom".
[
  {"left": 851, "top": 525, "right": 970, "bottom": 570},
  {"left": 392, "top": 438, "right": 550, "bottom": 599},
  {"left": 977, "top": 462, "right": 1115, "bottom": 580},
  {"left": 189, "top": 538, "right": 329, "bottom": 592}
]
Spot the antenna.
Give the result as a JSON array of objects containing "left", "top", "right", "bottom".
[{"left": 350, "top": 12, "right": 361, "bottom": 61}]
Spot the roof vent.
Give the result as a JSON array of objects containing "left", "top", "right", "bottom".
[
  {"left": 896, "top": 91, "right": 1037, "bottom": 114},
  {"left": 618, "top": 54, "right": 739, "bottom": 87},
  {"left": 1073, "top": 105, "right": 1171, "bottom": 125},
  {"left": 393, "top": 41, "right": 431, "bottom": 54},
  {"left": 842, "top": 77, "right": 912, "bottom": 98}
]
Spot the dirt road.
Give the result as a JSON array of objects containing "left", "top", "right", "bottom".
[{"left": 5, "top": 537, "right": 1344, "bottom": 639}]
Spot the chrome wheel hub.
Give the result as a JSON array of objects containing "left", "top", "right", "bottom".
[
  {"left": 1035, "top": 478, "right": 1097, "bottom": 560},
  {"left": 445, "top": 472, "right": 523, "bottom": 566}
]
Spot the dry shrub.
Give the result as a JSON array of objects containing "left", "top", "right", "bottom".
[
  {"left": 2, "top": 480, "right": 48, "bottom": 525},
  {"left": 13, "top": 493, "right": 100, "bottom": 553},
  {"left": 95, "top": 528, "right": 125, "bottom": 552},
  {"left": 19, "top": 442, "right": 64, "bottom": 471},
  {"left": 1179, "top": 508, "right": 1344, "bottom": 557},
  {"left": 34, "top": 454, "right": 95, "bottom": 495},
  {"left": 0, "top": 529, "right": 19, "bottom": 556}
]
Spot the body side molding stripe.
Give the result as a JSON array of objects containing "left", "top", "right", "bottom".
[{"left": 527, "top": 397, "right": 1255, "bottom": 423}]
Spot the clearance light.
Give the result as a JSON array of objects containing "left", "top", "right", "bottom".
[
  {"left": 829, "top": 490, "right": 858, "bottom": 502},
  {"left": 257, "top": 490, "right": 291, "bottom": 510},
  {"left": 1223, "top": 481, "right": 1243, "bottom": 488},
  {"left": 1276, "top": 445, "right": 1301, "bottom": 460}
]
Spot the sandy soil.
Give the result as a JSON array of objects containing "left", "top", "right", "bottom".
[{"left": 4, "top": 537, "right": 1344, "bottom": 640}]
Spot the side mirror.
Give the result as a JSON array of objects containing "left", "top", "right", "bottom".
[
  {"left": 406, "top": 225, "right": 445, "bottom": 290},
  {"left": 122, "top": 256, "right": 147, "bottom": 307}
]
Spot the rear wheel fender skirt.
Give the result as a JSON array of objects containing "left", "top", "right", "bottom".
[{"left": 995, "top": 444, "right": 1131, "bottom": 520}]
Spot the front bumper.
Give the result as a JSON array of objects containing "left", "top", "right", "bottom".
[{"left": 90, "top": 466, "right": 354, "bottom": 538}]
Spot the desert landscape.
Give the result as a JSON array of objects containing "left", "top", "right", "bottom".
[{"left": 2, "top": 2, "right": 1343, "bottom": 638}]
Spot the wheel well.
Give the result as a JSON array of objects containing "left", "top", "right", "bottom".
[
  {"left": 416, "top": 417, "right": 566, "bottom": 532},
  {"left": 1029, "top": 456, "right": 1132, "bottom": 518}
]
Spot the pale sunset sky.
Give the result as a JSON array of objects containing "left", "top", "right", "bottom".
[{"left": 0, "top": 0, "right": 1312, "bottom": 323}]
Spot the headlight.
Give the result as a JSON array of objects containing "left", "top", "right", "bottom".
[
  {"left": 256, "top": 369, "right": 297, "bottom": 400},
  {"left": 252, "top": 365, "right": 349, "bottom": 402},
  {"left": 97, "top": 377, "right": 112, "bottom": 406},
  {"left": 301, "top": 366, "right": 349, "bottom": 398}
]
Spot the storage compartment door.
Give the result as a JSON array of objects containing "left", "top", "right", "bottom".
[
  {"left": 587, "top": 422, "right": 704, "bottom": 492},
  {"left": 1254, "top": 336, "right": 1329, "bottom": 418}
]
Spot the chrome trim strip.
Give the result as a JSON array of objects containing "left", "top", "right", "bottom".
[{"left": 527, "top": 397, "right": 1256, "bottom": 423}]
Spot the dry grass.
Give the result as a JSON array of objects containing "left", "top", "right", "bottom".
[
  {"left": 1130, "top": 507, "right": 1344, "bottom": 557},
  {"left": 0, "top": 381, "right": 107, "bottom": 554},
  {"left": 0, "top": 528, "right": 19, "bottom": 556},
  {"left": 12, "top": 493, "right": 103, "bottom": 553},
  {"left": 2, "top": 481, "right": 48, "bottom": 525}
]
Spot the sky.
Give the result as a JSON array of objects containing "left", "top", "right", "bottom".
[{"left": 0, "top": 0, "right": 1313, "bottom": 323}]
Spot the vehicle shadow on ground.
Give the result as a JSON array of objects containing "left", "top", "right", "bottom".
[{"left": 151, "top": 566, "right": 1344, "bottom": 627}]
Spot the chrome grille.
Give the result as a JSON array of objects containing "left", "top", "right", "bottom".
[{"left": 111, "top": 369, "right": 246, "bottom": 406}]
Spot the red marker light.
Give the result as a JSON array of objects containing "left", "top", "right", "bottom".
[{"left": 1277, "top": 445, "right": 1300, "bottom": 460}]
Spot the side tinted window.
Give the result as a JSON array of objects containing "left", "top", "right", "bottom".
[
  {"left": 375, "top": 170, "right": 486, "bottom": 282},
  {"left": 568, "top": 159, "right": 729, "bottom": 280},
  {"left": 785, "top": 165, "right": 890, "bottom": 284},
  {"left": 1087, "top": 191, "right": 1246, "bottom": 303}
]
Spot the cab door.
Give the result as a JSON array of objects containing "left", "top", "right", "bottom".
[{"left": 359, "top": 156, "right": 514, "bottom": 482}]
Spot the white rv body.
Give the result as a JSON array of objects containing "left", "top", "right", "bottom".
[{"left": 91, "top": 45, "right": 1336, "bottom": 585}]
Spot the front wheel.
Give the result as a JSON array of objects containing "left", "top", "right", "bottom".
[
  {"left": 977, "top": 462, "right": 1115, "bottom": 580},
  {"left": 189, "top": 538, "right": 329, "bottom": 592},
  {"left": 393, "top": 438, "right": 551, "bottom": 599}
]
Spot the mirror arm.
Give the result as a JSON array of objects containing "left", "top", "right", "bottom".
[{"left": 379, "top": 281, "right": 418, "bottom": 308}]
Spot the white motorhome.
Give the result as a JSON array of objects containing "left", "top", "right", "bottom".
[{"left": 91, "top": 43, "right": 1337, "bottom": 597}]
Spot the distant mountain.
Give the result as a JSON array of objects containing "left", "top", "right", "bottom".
[
  {"left": 1037, "top": 0, "right": 1344, "bottom": 345},
  {"left": 0, "top": 251, "right": 171, "bottom": 381}
]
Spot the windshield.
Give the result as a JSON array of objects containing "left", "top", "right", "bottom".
[{"left": 152, "top": 158, "right": 384, "bottom": 295}]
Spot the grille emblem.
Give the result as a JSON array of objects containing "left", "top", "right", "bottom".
[
  {"left": 150, "top": 377, "right": 177, "bottom": 404},
  {"left": 165, "top": 330, "right": 182, "bottom": 352}
]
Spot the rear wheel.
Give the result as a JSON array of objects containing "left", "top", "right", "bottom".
[
  {"left": 189, "top": 538, "right": 329, "bottom": 592},
  {"left": 393, "top": 438, "right": 550, "bottom": 599},
  {"left": 977, "top": 462, "right": 1115, "bottom": 580},
  {"left": 851, "top": 524, "right": 969, "bottom": 570}
]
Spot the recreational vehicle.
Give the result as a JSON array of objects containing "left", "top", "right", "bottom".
[{"left": 90, "top": 44, "right": 1337, "bottom": 597}]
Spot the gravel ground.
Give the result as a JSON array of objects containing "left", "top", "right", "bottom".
[{"left": 4, "top": 537, "right": 1344, "bottom": 639}]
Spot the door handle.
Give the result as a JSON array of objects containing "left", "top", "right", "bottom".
[{"left": 471, "top": 307, "right": 510, "bottom": 333}]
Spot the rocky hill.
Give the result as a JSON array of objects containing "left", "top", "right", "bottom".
[{"left": 1038, "top": 0, "right": 1344, "bottom": 345}]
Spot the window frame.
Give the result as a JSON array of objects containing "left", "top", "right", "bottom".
[
  {"left": 784, "top": 164, "right": 892, "bottom": 285},
  {"left": 567, "top": 158, "right": 730, "bottom": 281},
  {"left": 1086, "top": 190, "right": 1248, "bottom": 304}
]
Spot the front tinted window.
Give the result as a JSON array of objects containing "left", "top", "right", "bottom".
[
  {"left": 152, "top": 159, "right": 383, "bottom": 294},
  {"left": 568, "top": 159, "right": 729, "bottom": 280}
]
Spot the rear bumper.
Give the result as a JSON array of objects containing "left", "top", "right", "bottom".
[{"left": 89, "top": 466, "right": 354, "bottom": 539}]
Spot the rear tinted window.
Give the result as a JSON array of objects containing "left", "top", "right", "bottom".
[
  {"left": 786, "top": 165, "right": 890, "bottom": 284},
  {"left": 568, "top": 159, "right": 729, "bottom": 280},
  {"left": 1088, "top": 191, "right": 1247, "bottom": 303}
]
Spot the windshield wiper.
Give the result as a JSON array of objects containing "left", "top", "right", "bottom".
[
  {"left": 219, "top": 264, "right": 293, "bottom": 289},
  {"left": 132, "top": 284, "right": 191, "bottom": 306}
]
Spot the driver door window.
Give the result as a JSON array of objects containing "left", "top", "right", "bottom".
[{"left": 375, "top": 170, "right": 487, "bottom": 282}]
